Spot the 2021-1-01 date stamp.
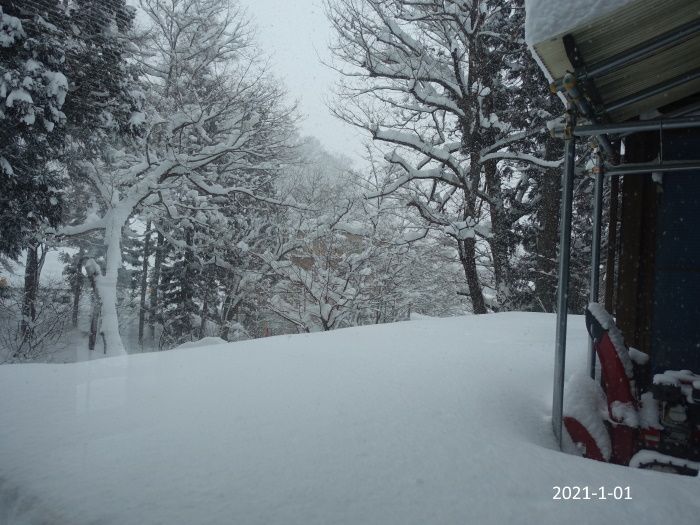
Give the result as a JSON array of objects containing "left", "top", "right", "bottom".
[{"left": 552, "top": 486, "right": 632, "bottom": 500}]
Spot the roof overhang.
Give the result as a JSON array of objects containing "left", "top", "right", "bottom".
[{"left": 530, "top": 0, "right": 700, "bottom": 123}]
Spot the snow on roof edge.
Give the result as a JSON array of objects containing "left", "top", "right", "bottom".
[
  {"left": 525, "top": 0, "right": 636, "bottom": 46},
  {"left": 527, "top": 42, "right": 568, "bottom": 107}
]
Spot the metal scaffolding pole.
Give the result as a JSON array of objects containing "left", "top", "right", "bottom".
[
  {"left": 575, "top": 115, "right": 700, "bottom": 137},
  {"left": 552, "top": 109, "right": 576, "bottom": 448},
  {"left": 588, "top": 153, "right": 604, "bottom": 379},
  {"left": 603, "top": 160, "right": 700, "bottom": 175},
  {"left": 559, "top": 74, "right": 617, "bottom": 159}
]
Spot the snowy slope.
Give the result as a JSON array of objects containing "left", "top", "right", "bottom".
[{"left": 1, "top": 313, "right": 698, "bottom": 524}]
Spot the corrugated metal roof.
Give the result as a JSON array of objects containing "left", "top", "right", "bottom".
[{"left": 531, "top": 0, "right": 700, "bottom": 121}]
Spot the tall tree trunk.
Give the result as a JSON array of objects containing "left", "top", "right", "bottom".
[
  {"left": 461, "top": 110, "right": 491, "bottom": 315},
  {"left": 88, "top": 269, "right": 101, "bottom": 351},
  {"left": 182, "top": 228, "right": 196, "bottom": 340},
  {"left": 220, "top": 294, "right": 233, "bottom": 341},
  {"left": 149, "top": 231, "right": 164, "bottom": 339},
  {"left": 533, "top": 137, "right": 562, "bottom": 312},
  {"left": 71, "top": 258, "right": 82, "bottom": 329},
  {"left": 94, "top": 210, "right": 128, "bottom": 356},
  {"left": 138, "top": 221, "right": 152, "bottom": 345},
  {"left": 459, "top": 238, "right": 487, "bottom": 314},
  {"left": 19, "top": 245, "right": 39, "bottom": 351},
  {"left": 200, "top": 270, "right": 213, "bottom": 339},
  {"left": 484, "top": 161, "right": 510, "bottom": 309},
  {"left": 199, "top": 294, "right": 208, "bottom": 339},
  {"left": 220, "top": 269, "right": 246, "bottom": 341},
  {"left": 219, "top": 288, "right": 241, "bottom": 341}
]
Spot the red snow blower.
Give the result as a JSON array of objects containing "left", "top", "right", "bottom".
[{"left": 564, "top": 304, "right": 700, "bottom": 476}]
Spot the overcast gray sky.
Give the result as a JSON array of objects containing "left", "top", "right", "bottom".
[{"left": 239, "top": 0, "right": 366, "bottom": 162}]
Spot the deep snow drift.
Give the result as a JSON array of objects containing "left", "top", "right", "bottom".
[{"left": 1, "top": 313, "right": 698, "bottom": 524}]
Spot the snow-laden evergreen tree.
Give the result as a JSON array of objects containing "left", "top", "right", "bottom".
[
  {"left": 0, "top": 2, "right": 68, "bottom": 259},
  {"left": 1, "top": 0, "right": 140, "bottom": 352},
  {"left": 153, "top": 190, "right": 229, "bottom": 348},
  {"left": 60, "top": 249, "right": 86, "bottom": 329},
  {"left": 158, "top": 226, "right": 201, "bottom": 348},
  {"left": 1, "top": 0, "right": 139, "bottom": 257},
  {"left": 212, "top": 195, "right": 286, "bottom": 341}
]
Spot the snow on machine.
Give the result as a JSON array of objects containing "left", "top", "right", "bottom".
[{"left": 564, "top": 304, "right": 700, "bottom": 476}]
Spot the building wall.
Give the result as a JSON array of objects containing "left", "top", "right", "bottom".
[
  {"left": 649, "top": 129, "right": 700, "bottom": 374},
  {"left": 615, "top": 129, "right": 700, "bottom": 375},
  {"left": 615, "top": 132, "right": 658, "bottom": 356}
]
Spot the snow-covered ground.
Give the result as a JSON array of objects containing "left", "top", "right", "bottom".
[{"left": 1, "top": 313, "right": 697, "bottom": 524}]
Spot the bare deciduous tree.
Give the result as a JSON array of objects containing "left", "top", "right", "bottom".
[{"left": 326, "top": 0, "right": 563, "bottom": 312}]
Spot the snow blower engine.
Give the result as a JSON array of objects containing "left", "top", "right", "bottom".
[
  {"left": 641, "top": 370, "right": 700, "bottom": 472},
  {"left": 563, "top": 303, "right": 700, "bottom": 476}
]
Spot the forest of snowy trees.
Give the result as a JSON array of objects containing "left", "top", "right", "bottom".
[{"left": 0, "top": 0, "right": 599, "bottom": 362}]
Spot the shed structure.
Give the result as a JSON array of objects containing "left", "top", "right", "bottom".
[{"left": 526, "top": 0, "right": 700, "bottom": 453}]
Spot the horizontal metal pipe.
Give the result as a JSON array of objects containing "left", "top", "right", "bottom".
[
  {"left": 603, "top": 160, "right": 700, "bottom": 175},
  {"left": 579, "top": 19, "right": 700, "bottom": 81},
  {"left": 606, "top": 67, "right": 700, "bottom": 114},
  {"left": 575, "top": 115, "right": 700, "bottom": 136}
]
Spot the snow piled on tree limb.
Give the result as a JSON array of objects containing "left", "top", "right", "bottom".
[{"left": 480, "top": 150, "right": 564, "bottom": 168}]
